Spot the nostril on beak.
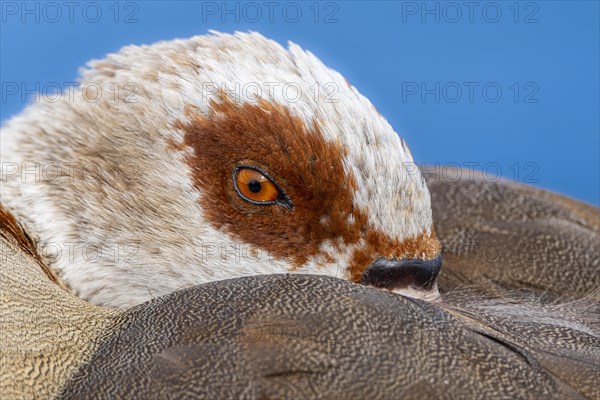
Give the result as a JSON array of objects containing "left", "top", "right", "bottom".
[{"left": 360, "top": 254, "right": 442, "bottom": 292}]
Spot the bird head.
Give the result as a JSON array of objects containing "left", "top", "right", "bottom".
[{"left": 1, "top": 32, "right": 441, "bottom": 307}]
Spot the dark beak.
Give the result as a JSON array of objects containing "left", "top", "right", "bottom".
[{"left": 360, "top": 254, "right": 442, "bottom": 292}]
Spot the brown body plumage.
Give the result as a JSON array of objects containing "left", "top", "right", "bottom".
[{"left": 2, "top": 172, "right": 598, "bottom": 399}]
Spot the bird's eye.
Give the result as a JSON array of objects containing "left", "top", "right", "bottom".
[{"left": 233, "top": 166, "right": 289, "bottom": 207}]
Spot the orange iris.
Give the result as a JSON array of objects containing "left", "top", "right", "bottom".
[{"left": 235, "top": 167, "right": 279, "bottom": 203}]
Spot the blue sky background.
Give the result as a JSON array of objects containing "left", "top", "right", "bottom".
[{"left": 1, "top": 1, "right": 599, "bottom": 205}]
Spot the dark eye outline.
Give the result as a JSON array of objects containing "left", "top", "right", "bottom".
[{"left": 232, "top": 164, "right": 293, "bottom": 210}]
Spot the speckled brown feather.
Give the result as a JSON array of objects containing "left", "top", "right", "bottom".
[
  {"left": 426, "top": 168, "right": 599, "bottom": 300},
  {"left": 2, "top": 174, "right": 599, "bottom": 399},
  {"left": 59, "top": 274, "right": 598, "bottom": 399},
  {"left": 0, "top": 205, "right": 117, "bottom": 399}
]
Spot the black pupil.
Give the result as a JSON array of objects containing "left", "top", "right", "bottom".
[{"left": 248, "top": 180, "right": 262, "bottom": 193}]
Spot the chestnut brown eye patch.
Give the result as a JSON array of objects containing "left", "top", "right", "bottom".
[{"left": 232, "top": 164, "right": 293, "bottom": 210}]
